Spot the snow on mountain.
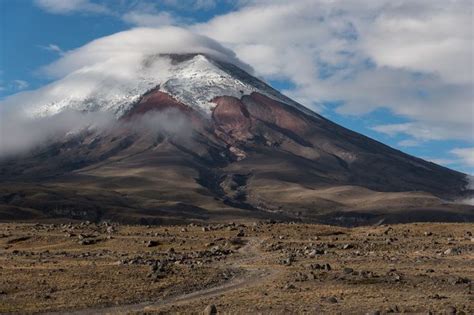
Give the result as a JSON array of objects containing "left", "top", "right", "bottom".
[
  {"left": 0, "top": 27, "right": 308, "bottom": 121},
  {"left": 3, "top": 53, "right": 304, "bottom": 120}
]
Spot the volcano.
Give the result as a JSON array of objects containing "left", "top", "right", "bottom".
[{"left": 0, "top": 53, "right": 472, "bottom": 225}]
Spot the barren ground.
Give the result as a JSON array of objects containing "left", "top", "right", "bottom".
[{"left": 0, "top": 221, "right": 473, "bottom": 314}]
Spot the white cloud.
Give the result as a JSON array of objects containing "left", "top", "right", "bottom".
[
  {"left": 0, "top": 27, "right": 244, "bottom": 156},
  {"left": 422, "top": 148, "right": 474, "bottom": 172},
  {"left": 40, "top": 44, "right": 65, "bottom": 56},
  {"left": 40, "top": 27, "right": 247, "bottom": 79},
  {"left": 361, "top": 1, "right": 473, "bottom": 85},
  {"left": 425, "top": 158, "right": 457, "bottom": 166},
  {"left": 397, "top": 139, "right": 420, "bottom": 147},
  {"left": 122, "top": 11, "right": 179, "bottom": 27},
  {"left": 451, "top": 147, "right": 474, "bottom": 167},
  {"left": 120, "top": 2, "right": 184, "bottom": 28},
  {"left": 12, "top": 80, "right": 29, "bottom": 91},
  {"left": 34, "top": 0, "right": 109, "bottom": 14},
  {"left": 33, "top": 0, "right": 209, "bottom": 25},
  {"left": 0, "top": 27, "right": 249, "bottom": 119},
  {"left": 371, "top": 121, "right": 472, "bottom": 142},
  {"left": 193, "top": 0, "right": 473, "bottom": 142},
  {"left": 162, "top": 0, "right": 217, "bottom": 10},
  {"left": 4, "top": 1, "right": 473, "bottom": 164},
  {"left": 0, "top": 110, "right": 114, "bottom": 157}
]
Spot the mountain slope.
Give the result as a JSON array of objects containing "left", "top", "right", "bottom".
[{"left": 0, "top": 54, "right": 472, "bottom": 225}]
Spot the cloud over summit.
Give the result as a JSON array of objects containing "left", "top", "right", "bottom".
[
  {"left": 0, "top": 27, "right": 251, "bottom": 119},
  {"left": 0, "top": 27, "right": 250, "bottom": 157}
]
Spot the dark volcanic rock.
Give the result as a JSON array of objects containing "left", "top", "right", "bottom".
[{"left": 0, "top": 53, "right": 471, "bottom": 226}]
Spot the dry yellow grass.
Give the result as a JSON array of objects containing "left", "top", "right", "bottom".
[{"left": 0, "top": 222, "right": 473, "bottom": 314}]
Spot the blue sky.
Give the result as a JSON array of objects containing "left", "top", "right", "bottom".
[{"left": 0, "top": 0, "right": 473, "bottom": 173}]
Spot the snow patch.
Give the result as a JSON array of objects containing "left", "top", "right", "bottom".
[{"left": 6, "top": 54, "right": 302, "bottom": 119}]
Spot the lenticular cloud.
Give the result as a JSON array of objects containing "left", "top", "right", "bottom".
[
  {"left": 0, "top": 27, "right": 251, "bottom": 119},
  {"left": 0, "top": 27, "right": 251, "bottom": 157},
  {"left": 42, "top": 27, "right": 250, "bottom": 78}
]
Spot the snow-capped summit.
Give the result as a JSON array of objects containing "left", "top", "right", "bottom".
[
  {"left": 5, "top": 53, "right": 302, "bottom": 119},
  {"left": 0, "top": 28, "right": 471, "bottom": 225},
  {"left": 0, "top": 27, "right": 256, "bottom": 118}
]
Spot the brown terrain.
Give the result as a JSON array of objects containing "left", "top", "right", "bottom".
[
  {"left": 0, "top": 54, "right": 472, "bottom": 225},
  {"left": 0, "top": 221, "right": 473, "bottom": 314},
  {"left": 0, "top": 53, "right": 473, "bottom": 314}
]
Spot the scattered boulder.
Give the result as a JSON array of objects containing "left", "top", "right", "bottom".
[
  {"left": 444, "top": 248, "right": 460, "bottom": 255},
  {"left": 203, "top": 304, "right": 217, "bottom": 315},
  {"left": 429, "top": 294, "right": 447, "bottom": 300},
  {"left": 447, "top": 276, "right": 471, "bottom": 285},
  {"left": 294, "top": 272, "right": 309, "bottom": 282},
  {"left": 307, "top": 249, "right": 325, "bottom": 257},
  {"left": 283, "top": 283, "right": 296, "bottom": 290},
  {"left": 146, "top": 240, "right": 159, "bottom": 248},
  {"left": 309, "top": 263, "right": 331, "bottom": 271},
  {"left": 280, "top": 257, "right": 293, "bottom": 266},
  {"left": 78, "top": 239, "right": 97, "bottom": 245},
  {"left": 343, "top": 267, "right": 354, "bottom": 274}
]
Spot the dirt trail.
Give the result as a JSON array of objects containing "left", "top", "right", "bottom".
[{"left": 45, "top": 237, "right": 279, "bottom": 315}]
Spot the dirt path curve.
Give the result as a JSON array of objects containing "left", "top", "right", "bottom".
[{"left": 45, "top": 237, "right": 280, "bottom": 315}]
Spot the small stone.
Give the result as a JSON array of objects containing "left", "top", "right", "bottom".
[
  {"left": 343, "top": 267, "right": 354, "bottom": 274},
  {"left": 388, "top": 305, "right": 399, "bottom": 313},
  {"left": 342, "top": 244, "right": 353, "bottom": 249},
  {"left": 78, "top": 239, "right": 96, "bottom": 245},
  {"left": 444, "top": 248, "right": 459, "bottom": 255},
  {"left": 146, "top": 240, "right": 159, "bottom": 247},
  {"left": 203, "top": 304, "right": 217, "bottom": 315},
  {"left": 283, "top": 283, "right": 296, "bottom": 290},
  {"left": 327, "top": 296, "right": 338, "bottom": 303},
  {"left": 444, "top": 306, "right": 456, "bottom": 314},
  {"left": 383, "top": 228, "right": 392, "bottom": 235},
  {"left": 393, "top": 274, "right": 402, "bottom": 281},
  {"left": 424, "top": 231, "right": 432, "bottom": 236},
  {"left": 237, "top": 230, "right": 245, "bottom": 237},
  {"left": 448, "top": 276, "right": 470, "bottom": 285}
]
